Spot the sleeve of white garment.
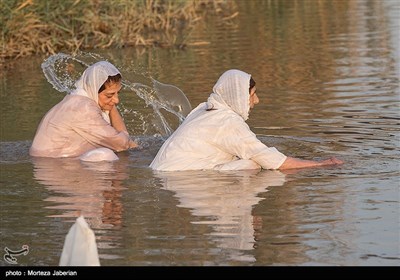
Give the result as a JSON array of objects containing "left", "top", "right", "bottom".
[
  {"left": 215, "top": 116, "right": 287, "bottom": 169},
  {"left": 71, "top": 100, "right": 131, "bottom": 152}
]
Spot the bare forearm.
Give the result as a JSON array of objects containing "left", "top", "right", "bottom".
[
  {"left": 109, "top": 106, "right": 138, "bottom": 149},
  {"left": 109, "top": 106, "right": 128, "bottom": 133},
  {"left": 279, "top": 156, "right": 343, "bottom": 170}
]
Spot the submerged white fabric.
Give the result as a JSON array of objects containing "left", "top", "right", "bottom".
[
  {"left": 71, "top": 61, "right": 120, "bottom": 123},
  {"left": 30, "top": 62, "right": 130, "bottom": 158},
  {"left": 59, "top": 216, "right": 100, "bottom": 266},
  {"left": 150, "top": 69, "right": 287, "bottom": 171},
  {"left": 79, "top": 147, "right": 119, "bottom": 162}
]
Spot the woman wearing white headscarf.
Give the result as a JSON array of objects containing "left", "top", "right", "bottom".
[
  {"left": 30, "top": 61, "right": 137, "bottom": 159},
  {"left": 150, "top": 69, "right": 343, "bottom": 171}
]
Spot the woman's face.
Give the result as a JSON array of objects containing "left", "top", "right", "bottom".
[
  {"left": 98, "top": 82, "right": 122, "bottom": 111},
  {"left": 249, "top": 87, "right": 259, "bottom": 109}
]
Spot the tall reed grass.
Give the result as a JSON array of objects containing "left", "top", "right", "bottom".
[{"left": 0, "top": 0, "right": 237, "bottom": 66}]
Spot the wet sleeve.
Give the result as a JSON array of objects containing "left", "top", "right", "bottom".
[
  {"left": 71, "top": 102, "right": 131, "bottom": 152},
  {"left": 216, "top": 117, "right": 287, "bottom": 169}
]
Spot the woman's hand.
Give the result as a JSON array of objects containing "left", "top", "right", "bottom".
[
  {"left": 321, "top": 157, "right": 344, "bottom": 166},
  {"left": 129, "top": 139, "right": 138, "bottom": 149},
  {"left": 279, "top": 156, "right": 344, "bottom": 170}
]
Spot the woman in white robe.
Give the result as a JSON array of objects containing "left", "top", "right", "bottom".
[
  {"left": 150, "top": 69, "right": 343, "bottom": 171},
  {"left": 30, "top": 61, "right": 137, "bottom": 159}
]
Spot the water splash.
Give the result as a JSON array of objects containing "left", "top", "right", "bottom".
[{"left": 41, "top": 52, "right": 192, "bottom": 137}]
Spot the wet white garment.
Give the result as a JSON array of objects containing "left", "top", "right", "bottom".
[
  {"left": 71, "top": 61, "right": 120, "bottom": 123},
  {"left": 150, "top": 69, "right": 287, "bottom": 171},
  {"left": 59, "top": 216, "right": 100, "bottom": 266},
  {"left": 30, "top": 61, "right": 130, "bottom": 158},
  {"left": 79, "top": 147, "right": 119, "bottom": 162}
]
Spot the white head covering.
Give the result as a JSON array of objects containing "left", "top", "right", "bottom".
[
  {"left": 71, "top": 61, "right": 121, "bottom": 123},
  {"left": 206, "top": 69, "right": 251, "bottom": 121}
]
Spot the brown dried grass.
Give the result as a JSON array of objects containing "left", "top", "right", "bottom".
[{"left": 0, "top": 0, "right": 237, "bottom": 66}]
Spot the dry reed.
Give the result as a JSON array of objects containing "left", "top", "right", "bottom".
[{"left": 0, "top": 0, "right": 237, "bottom": 67}]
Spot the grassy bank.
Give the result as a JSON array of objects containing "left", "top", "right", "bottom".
[{"left": 1, "top": 0, "right": 237, "bottom": 66}]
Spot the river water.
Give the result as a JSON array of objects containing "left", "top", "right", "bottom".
[{"left": 1, "top": 0, "right": 399, "bottom": 266}]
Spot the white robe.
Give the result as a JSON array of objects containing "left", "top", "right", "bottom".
[
  {"left": 29, "top": 95, "right": 130, "bottom": 158},
  {"left": 30, "top": 61, "right": 130, "bottom": 158},
  {"left": 150, "top": 69, "right": 287, "bottom": 171}
]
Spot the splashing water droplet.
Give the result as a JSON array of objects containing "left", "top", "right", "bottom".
[{"left": 41, "top": 52, "right": 192, "bottom": 137}]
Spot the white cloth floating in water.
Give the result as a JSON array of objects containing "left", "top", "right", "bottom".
[
  {"left": 79, "top": 148, "right": 119, "bottom": 162},
  {"left": 59, "top": 216, "right": 100, "bottom": 266}
]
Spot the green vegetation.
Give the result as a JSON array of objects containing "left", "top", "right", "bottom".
[{"left": 0, "top": 0, "right": 237, "bottom": 65}]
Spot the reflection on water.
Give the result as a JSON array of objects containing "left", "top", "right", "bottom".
[
  {"left": 1, "top": 0, "right": 399, "bottom": 266},
  {"left": 32, "top": 157, "right": 128, "bottom": 259},
  {"left": 154, "top": 170, "right": 286, "bottom": 262}
]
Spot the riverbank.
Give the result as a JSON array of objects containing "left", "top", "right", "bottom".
[{"left": 0, "top": 0, "right": 237, "bottom": 68}]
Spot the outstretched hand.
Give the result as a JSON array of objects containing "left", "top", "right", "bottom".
[
  {"left": 321, "top": 157, "right": 344, "bottom": 166},
  {"left": 129, "top": 139, "right": 139, "bottom": 149},
  {"left": 279, "top": 156, "right": 344, "bottom": 170}
]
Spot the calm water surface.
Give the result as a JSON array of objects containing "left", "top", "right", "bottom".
[{"left": 1, "top": 0, "right": 399, "bottom": 266}]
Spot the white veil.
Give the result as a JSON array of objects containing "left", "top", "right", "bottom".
[{"left": 71, "top": 61, "right": 120, "bottom": 123}]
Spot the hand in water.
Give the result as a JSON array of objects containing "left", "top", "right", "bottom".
[
  {"left": 322, "top": 157, "right": 344, "bottom": 165},
  {"left": 129, "top": 139, "right": 139, "bottom": 149}
]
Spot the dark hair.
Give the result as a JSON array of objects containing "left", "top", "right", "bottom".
[
  {"left": 98, "top": 73, "right": 122, "bottom": 93},
  {"left": 249, "top": 77, "right": 256, "bottom": 92},
  {"left": 206, "top": 103, "right": 216, "bottom": 111}
]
